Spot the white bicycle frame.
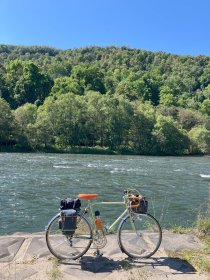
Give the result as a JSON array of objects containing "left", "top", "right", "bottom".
[{"left": 82, "top": 198, "right": 135, "bottom": 233}]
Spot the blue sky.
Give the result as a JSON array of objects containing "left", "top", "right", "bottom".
[{"left": 0, "top": 0, "right": 210, "bottom": 56}]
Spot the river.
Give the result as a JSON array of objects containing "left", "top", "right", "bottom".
[{"left": 0, "top": 153, "right": 209, "bottom": 234}]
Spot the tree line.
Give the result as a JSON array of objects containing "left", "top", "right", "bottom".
[{"left": 0, "top": 45, "right": 210, "bottom": 155}]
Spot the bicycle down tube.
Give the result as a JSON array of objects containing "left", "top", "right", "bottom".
[{"left": 85, "top": 200, "right": 128, "bottom": 232}]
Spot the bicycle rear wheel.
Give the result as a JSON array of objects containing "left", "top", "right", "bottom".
[
  {"left": 118, "top": 213, "right": 162, "bottom": 258},
  {"left": 46, "top": 213, "right": 93, "bottom": 260}
]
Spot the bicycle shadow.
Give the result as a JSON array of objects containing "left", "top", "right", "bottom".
[
  {"left": 59, "top": 255, "right": 196, "bottom": 275},
  {"left": 130, "top": 256, "right": 196, "bottom": 274},
  {"left": 58, "top": 255, "right": 122, "bottom": 273},
  {"left": 80, "top": 255, "right": 122, "bottom": 273}
]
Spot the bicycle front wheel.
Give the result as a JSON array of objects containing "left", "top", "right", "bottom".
[
  {"left": 46, "top": 213, "right": 93, "bottom": 260},
  {"left": 118, "top": 213, "right": 162, "bottom": 258}
]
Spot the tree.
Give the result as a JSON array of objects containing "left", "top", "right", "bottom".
[
  {"left": 159, "top": 85, "right": 177, "bottom": 106},
  {"left": 138, "top": 73, "right": 162, "bottom": 105},
  {"left": 115, "top": 80, "right": 139, "bottom": 100},
  {"left": 50, "top": 77, "right": 83, "bottom": 96},
  {"left": 0, "top": 98, "right": 15, "bottom": 145},
  {"left": 14, "top": 62, "right": 53, "bottom": 106},
  {"left": 0, "top": 65, "right": 11, "bottom": 103},
  {"left": 106, "top": 96, "right": 133, "bottom": 150},
  {"left": 71, "top": 64, "right": 106, "bottom": 94},
  {"left": 188, "top": 126, "right": 210, "bottom": 154},
  {"left": 35, "top": 93, "right": 86, "bottom": 147},
  {"left": 153, "top": 115, "right": 190, "bottom": 155},
  {"left": 47, "top": 61, "right": 72, "bottom": 79},
  {"left": 84, "top": 91, "right": 109, "bottom": 146},
  {"left": 6, "top": 60, "right": 53, "bottom": 107},
  {"left": 203, "top": 84, "right": 210, "bottom": 99},
  {"left": 177, "top": 108, "right": 205, "bottom": 131},
  {"left": 53, "top": 93, "right": 85, "bottom": 146},
  {"left": 199, "top": 64, "right": 210, "bottom": 89},
  {"left": 14, "top": 103, "right": 37, "bottom": 146},
  {"left": 129, "top": 102, "right": 156, "bottom": 154},
  {"left": 200, "top": 100, "right": 210, "bottom": 116},
  {"left": 32, "top": 97, "right": 59, "bottom": 148}
]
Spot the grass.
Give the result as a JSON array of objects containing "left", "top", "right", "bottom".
[
  {"left": 195, "top": 214, "right": 210, "bottom": 237},
  {"left": 120, "top": 260, "right": 150, "bottom": 280},
  {"left": 47, "top": 258, "right": 62, "bottom": 280},
  {"left": 169, "top": 246, "right": 210, "bottom": 273},
  {"left": 170, "top": 225, "right": 192, "bottom": 234},
  {"left": 170, "top": 214, "right": 210, "bottom": 274},
  {"left": 121, "top": 259, "right": 133, "bottom": 271},
  {"left": 128, "top": 268, "right": 150, "bottom": 280}
]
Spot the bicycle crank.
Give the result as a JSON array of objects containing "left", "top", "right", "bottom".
[{"left": 93, "top": 231, "right": 107, "bottom": 249}]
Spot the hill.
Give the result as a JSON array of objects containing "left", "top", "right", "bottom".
[{"left": 0, "top": 45, "right": 210, "bottom": 155}]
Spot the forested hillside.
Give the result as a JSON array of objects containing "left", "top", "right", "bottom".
[{"left": 0, "top": 45, "right": 210, "bottom": 155}]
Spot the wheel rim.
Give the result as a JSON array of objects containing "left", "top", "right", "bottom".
[
  {"left": 118, "top": 213, "right": 162, "bottom": 258},
  {"left": 46, "top": 214, "right": 93, "bottom": 260}
]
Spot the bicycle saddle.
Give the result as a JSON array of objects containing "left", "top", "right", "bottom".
[{"left": 78, "top": 194, "right": 98, "bottom": 200}]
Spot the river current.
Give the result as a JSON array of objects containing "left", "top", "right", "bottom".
[{"left": 0, "top": 153, "right": 209, "bottom": 234}]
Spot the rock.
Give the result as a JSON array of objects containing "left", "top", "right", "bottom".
[{"left": 161, "top": 230, "right": 204, "bottom": 253}]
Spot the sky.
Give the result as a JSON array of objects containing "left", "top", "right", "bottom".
[{"left": 0, "top": 0, "right": 210, "bottom": 56}]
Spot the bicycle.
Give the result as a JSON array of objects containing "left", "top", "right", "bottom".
[{"left": 45, "top": 189, "right": 162, "bottom": 260}]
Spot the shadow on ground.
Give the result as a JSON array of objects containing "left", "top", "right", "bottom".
[
  {"left": 59, "top": 255, "right": 196, "bottom": 275},
  {"left": 131, "top": 256, "right": 196, "bottom": 274},
  {"left": 59, "top": 256, "right": 122, "bottom": 273}
]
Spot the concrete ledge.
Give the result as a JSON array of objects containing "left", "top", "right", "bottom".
[
  {"left": 0, "top": 237, "right": 25, "bottom": 262},
  {"left": 0, "top": 231, "right": 208, "bottom": 280}
]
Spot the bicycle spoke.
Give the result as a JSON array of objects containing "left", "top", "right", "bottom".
[
  {"left": 46, "top": 214, "right": 93, "bottom": 260},
  {"left": 118, "top": 213, "right": 162, "bottom": 258}
]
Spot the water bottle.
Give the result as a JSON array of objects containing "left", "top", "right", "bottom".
[{"left": 95, "top": 210, "right": 103, "bottom": 230}]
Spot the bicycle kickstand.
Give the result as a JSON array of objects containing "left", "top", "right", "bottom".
[{"left": 94, "top": 248, "right": 103, "bottom": 258}]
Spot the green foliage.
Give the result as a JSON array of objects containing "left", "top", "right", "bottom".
[
  {"left": 195, "top": 214, "right": 210, "bottom": 237},
  {"left": 159, "top": 85, "right": 177, "bottom": 106},
  {"left": 51, "top": 77, "right": 83, "bottom": 96},
  {"left": 0, "top": 44, "right": 210, "bottom": 155},
  {"left": 188, "top": 126, "right": 210, "bottom": 154},
  {"left": 169, "top": 214, "right": 210, "bottom": 273},
  {"left": 14, "top": 103, "right": 37, "bottom": 147},
  {"left": 129, "top": 102, "right": 156, "bottom": 154},
  {"left": 0, "top": 98, "right": 15, "bottom": 144},
  {"left": 153, "top": 115, "right": 190, "bottom": 155},
  {"left": 177, "top": 108, "right": 205, "bottom": 131},
  {"left": 71, "top": 64, "right": 106, "bottom": 93},
  {"left": 200, "top": 99, "right": 210, "bottom": 116},
  {"left": 170, "top": 225, "right": 192, "bottom": 234},
  {"left": 5, "top": 60, "right": 53, "bottom": 108}
]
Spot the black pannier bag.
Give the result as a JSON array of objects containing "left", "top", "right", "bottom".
[
  {"left": 60, "top": 198, "right": 81, "bottom": 211},
  {"left": 139, "top": 198, "right": 148, "bottom": 213},
  {"left": 59, "top": 209, "right": 77, "bottom": 235}
]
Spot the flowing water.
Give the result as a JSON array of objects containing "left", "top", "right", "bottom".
[{"left": 0, "top": 153, "right": 209, "bottom": 235}]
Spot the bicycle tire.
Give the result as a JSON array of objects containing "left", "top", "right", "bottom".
[
  {"left": 46, "top": 213, "right": 93, "bottom": 260},
  {"left": 118, "top": 213, "right": 162, "bottom": 258}
]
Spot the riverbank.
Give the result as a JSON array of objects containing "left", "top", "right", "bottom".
[
  {"left": 0, "top": 144, "right": 207, "bottom": 156},
  {"left": 0, "top": 230, "right": 209, "bottom": 280}
]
